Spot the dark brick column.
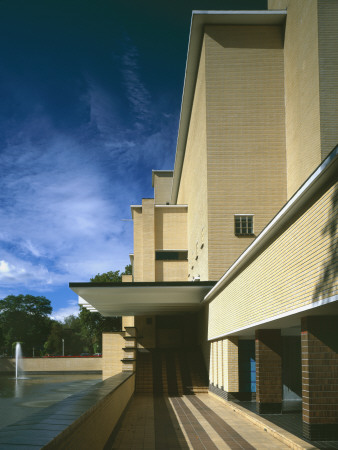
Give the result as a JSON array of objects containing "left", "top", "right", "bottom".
[
  {"left": 301, "top": 316, "right": 338, "bottom": 440},
  {"left": 255, "top": 329, "right": 282, "bottom": 414}
]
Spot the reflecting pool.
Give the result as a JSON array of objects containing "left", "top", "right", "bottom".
[{"left": 0, "top": 373, "right": 101, "bottom": 429}]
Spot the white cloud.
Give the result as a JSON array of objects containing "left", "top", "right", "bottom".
[
  {"left": 51, "top": 300, "right": 80, "bottom": 322},
  {"left": 0, "top": 260, "right": 10, "bottom": 273},
  {"left": 86, "top": 77, "right": 123, "bottom": 140},
  {"left": 0, "top": 47, "right": 177, "bottom": 304},
  {"left": 0, "top": 259, "right": 26, "bottom": 279},
  {"left": 0, "top": 127, "right": 133, "bottom": 291},
  {"left": 121, "top": 43, "right": 151, "bottom": 123},
  {"left": 0, "top": 255, "right": 64, "bottom": 290},
  {"left": 21, "top": 240, "right": 42, "bottom": 258}
]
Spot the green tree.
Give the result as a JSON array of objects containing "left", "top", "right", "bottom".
[
  {"left": 79, "top": 265, "right": 131, "bottom": 351},
  {"left": 90, "top": 270, "right": 122, "bottom": 283},
  {"left": 122, "top": 264, "right": 132, "bottom": 275},
  {"left": 62, "top": 315, "right": 85, "bottom": 355},
  {"left": 90, "top": 264, "right": 132, "bottom": 282},
  {"left": 44, "top": 321, "right": 64, "bottom": 355},
  {"left": 78, "top": 306, "right": 121, "bottom": 353},
  {"left": 0, "top": 294, "right": 52, "bottom": 356},
  {"left": 44, "top": 316, "right": 85, "bottom": 356}
]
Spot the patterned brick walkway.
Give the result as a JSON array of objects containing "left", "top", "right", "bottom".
[{"left": 110, "top": 393, "right": 290, "bottom": 449}]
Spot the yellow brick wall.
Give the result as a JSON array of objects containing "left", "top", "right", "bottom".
[
  {"left": 135, "top": 316, "right": 156, "bottom": 348},
  {"left": 132, "top": 207, "right": 143, "bottom": 282},
  {"left": 122, "top": 316, "right": 135, "bottom": 328},
  {"left": 205, "top": 25, "right": 287, "bottom": 280},
  {"left": 221, "top": 340, "right": 227, "bottom": 389},
  {"left": 214, "top": 342, "right": 218, "bottom": 386},
  {"left": 133, "top": 204, "right": 188, "bottom": 282},
  {"left": 198, "top": 304, "right": 210, "bottom": 372},
  {"left": 102, "top": 332, "right": 125, "bottom": 380},
  {"left": 209, "top": 337, "right": 239, "bottom": 392},
  {"left": 48, "top": 373, "right": 135, "bottom": 450},
  {"left": 153, "top": 173, "right": 173, "bottom": 204},
  {"left": 154, "top": 207, "right": 187, "bottom": 250},
  {"left": 318, "top": 0, "right": 338, "bottom": 159},
  {"left": 208, "top": 181, "right": 337, "bottom": 340},
  {"left": 13, "top": 357, "right": 102, "bottom": 373},
  {"left": 122, "top": 274, "right": 132, "bottom": 283},
  {"left": 284, "top": 0, "right": 322, "bottom": 198},
  {"left": 227, "top": 337, "right": 239, "bottom": 392},
  {"left": 209, "top": 341, "right": 216, "bottom": 385},
  {"left": 211, "top": 339, "right": 223, "bottom": 389},
  {"left": 268, "top": 0, "right": 288, "bottom": 8},
  {"left": 142, "top": 199, "right": 155, "bottom": 281},
  {"left": 155, "top": 260, "right": 188, "bottom": 281},
  {"left": 217, "top": 340, "right": 222, "bottom": 387},
  {"left": 177, "top": 40, "right": 209, "bottom": 281}
]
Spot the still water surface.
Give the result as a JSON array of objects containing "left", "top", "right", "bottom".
[{"left": 0, "top": 373, "right": 101, "bottom": 429}]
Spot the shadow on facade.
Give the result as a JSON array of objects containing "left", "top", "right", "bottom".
[{"left": 313, "top": 182, "right": 338, "bottom": 303}]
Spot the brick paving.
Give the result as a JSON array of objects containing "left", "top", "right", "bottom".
[{"left": 110, "top": 393, "right": 290, "bottom": 449}]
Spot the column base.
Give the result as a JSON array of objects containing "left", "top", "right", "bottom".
[
  {"left": 256, "top": 402, "right": 282, "bottom": 414},
  {"left": 303, "top": 423, "right": 338, "bottom": 441},
  {"left": 209, "top": 384, "right": 255, "bottom": 401}
]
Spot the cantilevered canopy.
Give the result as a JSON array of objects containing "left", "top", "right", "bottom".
[{"left": 69, "top": 281, "right": 216, "bottom": 316}]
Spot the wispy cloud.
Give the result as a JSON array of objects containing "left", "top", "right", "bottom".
[
  {"left": 121, "top": 43, "right": 151, "bottom": 124},
  {"left": 51, "top": 299, "right": 80, "bottom": 322},
  {"left": 0, "top": 34, "right": 178, "bottom": 310},
  {"left": 0, "top": 117, "right": 133, "bottom": 292},
  {"left": 0, "top": 254, "right": 60, "bottom": 289}
]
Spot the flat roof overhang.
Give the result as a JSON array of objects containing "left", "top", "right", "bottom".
[
  {"left": 69, "top": 281, "right": 216, "bottom": 316},
  {"left": 171, "top": 10, "right": 287, "bottom": 203}
]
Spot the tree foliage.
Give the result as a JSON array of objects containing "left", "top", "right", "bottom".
[
  {"left": 44, "top": 321, "right": 64, "bottom": 355},
  {"left": 78, "top": 307, "right": 121, "bottom": 353},
  {"left": 123, "top": 264, "right": 132, "bottom": 275},
  {"left": 90, "top": 270, "right": 121, "bottom": 283},
  {"left": 0, "top": 294, "right": 52, "bottom": 356},
  {"left": 90, "top": 264, "right": 132, "bottom": 282},
  {"left": 85, "top": 265, "right": 131, "bottom": 350},
  {"left": 44, "top": 316, "right": 85, "bottom": 356},
  {"left": 0, "top": 265, "right": 130, "bottom": 356}
]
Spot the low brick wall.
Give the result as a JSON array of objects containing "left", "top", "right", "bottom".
[
  {"left": 44, "top": 372, "right": 135, "bottom": 450},
  {"left": 0, "top": 372, "right": 135, "bottom": 449},
  {"left": 0, "top": 357, "right": 102, "bottom": 373}
]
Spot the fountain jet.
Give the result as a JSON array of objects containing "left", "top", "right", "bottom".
[{"left": 15, "top": 342, "right": 23, "bottom": 379}]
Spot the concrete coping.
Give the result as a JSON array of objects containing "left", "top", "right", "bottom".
[{"left": 0, "top": 372, "right": 134, "bottom": 449}]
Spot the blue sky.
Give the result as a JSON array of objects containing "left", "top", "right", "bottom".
[{"left": 0, "top": 0, "right": 266, "bottom": 320}]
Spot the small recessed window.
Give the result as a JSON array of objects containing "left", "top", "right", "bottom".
[
  {"left": 155, "top": 250, "right": 188, "bottom": 261},
  {"left": 234, "top": 215, "right": 254, "bottom": 236}
]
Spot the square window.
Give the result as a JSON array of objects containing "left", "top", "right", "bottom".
[{"left": 234, "top": 215, "right": 254, "bottom": 236}]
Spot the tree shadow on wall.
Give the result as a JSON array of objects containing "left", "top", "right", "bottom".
[{"left": 312, "top": 182, "right": 338, "bottom": 303}]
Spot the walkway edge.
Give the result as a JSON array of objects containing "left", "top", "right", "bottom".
[{"left": 208, "top": 392, "right": 318, "bottom": 450}]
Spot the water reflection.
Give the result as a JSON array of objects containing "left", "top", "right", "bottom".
[
  {"left": 15, "top": 378, "right": 21, "bottom": 398},
  {"left": 0, "top": 375, "right": 35, "bottom": 398},
  {"left": 0, "top": 374, "right": 101, "bottom": 429}
]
